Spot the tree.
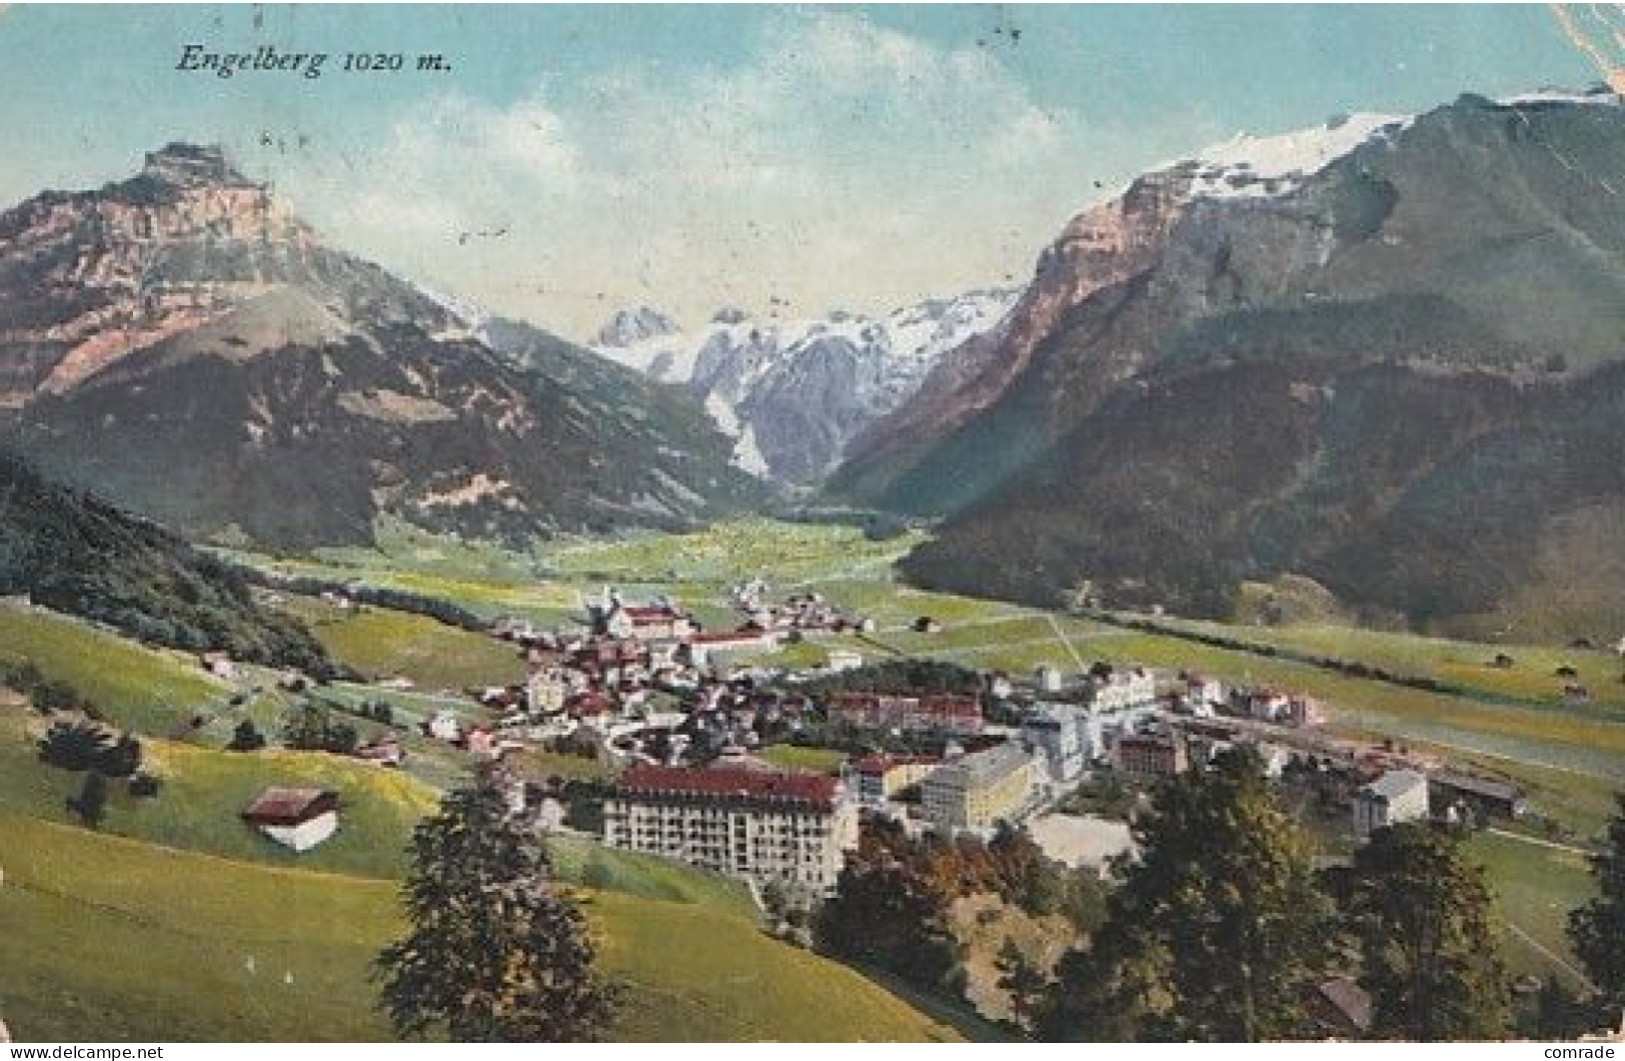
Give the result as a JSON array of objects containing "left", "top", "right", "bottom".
[
  {"left": 814, "top": 817, "right": 965, "bottom": 994},
  {"left": 374, "top": 768, "right": 618, "bottom": 1042},
  {"left": 1343, "top": 821, "right": 1510, "bottom": 1041},
  {"left": 67, "top": 770, "right": 109, "bottom": 829},
  {"left": 283, "top": 702, "right": 331, "bottom": 751},
  {"left": 325, "top": 720, "right": 360, "bottom": 756},
  {"left": 32, "top": 678, "right": 80, "bottom": 714},
  {"left": 995, "top": 937, "right": 1050, "bottom": 1036},
  {"left": 227, "top": 719, "right": 267, "bottom": 752},
  {"left": 37, "top": 719, "right": 114, "bottom": 772},
  {"left": 282, "top": 703, "right": 360, "bottom": 755},
  {"left": 1570, "top": 792, "right": 1625, "bottom": 1018},
  {"left": 99, "top": 733, "right": 143, "bottom": 778},
  {"left": 1043, "top": 750, "right": 1333, "bottom": 1041}
]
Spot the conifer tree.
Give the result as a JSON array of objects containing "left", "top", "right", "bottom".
[
  {"left": 375, "top": 769, "right": 618, "bottom": 1042},
  {"left": 1344, "top": 821, "right": 1510, "bottom": 1041},
  {"left": 1042, "top": 750, "right": 1332, "bottom": 1041},
  {"left": 1570, "top": 793, "right": 1625, "bottom": 1019}
]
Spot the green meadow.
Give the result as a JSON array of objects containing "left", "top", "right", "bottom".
[
  {"left": 1464, "top": 830, "right": 1599, "bottom": 988},
  {"left": 0, "top": 602, "right": 227, "bottom": 735},
  {"left": 273, "top": 595, "right": 526, "bottom": 692},
  {"left": 0, "top": 813, "right": 962, "bottom": 1043}
]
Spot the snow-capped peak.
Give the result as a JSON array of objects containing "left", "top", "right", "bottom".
[
  {"left": 587, "top": 287, "right": 1022, "bottom": 483},
  {"left": 1161, "top": 111, "right": 1411, "bottom": 201},
  {"left": 1497, "top": 87, "right": 1621, "bottom": 107},
  {"left": 594, "top": 306, "right": 680, "bottom": 348}
]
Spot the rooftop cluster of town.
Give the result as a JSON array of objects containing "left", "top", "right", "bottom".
[{"left": 239, "top": 584, "right": 1532, "bottom": 904}]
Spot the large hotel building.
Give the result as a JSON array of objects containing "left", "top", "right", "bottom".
[{"left": 602, "top": 764, "right": 860, "bottom": 896}]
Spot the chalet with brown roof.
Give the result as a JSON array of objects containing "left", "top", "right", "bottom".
[
  {"left": 1428, "top": 771, "right": 1528, "bottom": 821},
  {"left": 1305, "top": 976, "right": 1373, "bottom": 1038},
  {"left": 355, "top": 736, "right": 404, "bottom": 767},
  {"left": 241, "top": 787, "right": 339, "bottom": 852}
]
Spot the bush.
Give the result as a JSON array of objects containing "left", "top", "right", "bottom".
[
  {"left": 226, "top": 719, "right": 267, "bottom": 752},
  {"left": 38, "top": 719, "right": 115, "bottom": 772}
]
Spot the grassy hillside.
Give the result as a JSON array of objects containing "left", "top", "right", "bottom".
[
  {"left": 0, "top": 702, "right": 435, "bottom": 879},
  {"left": 0, "top": 602, "right": 227, "bottom": 734},
  {"left": 273, "top": 595, "right": 525, "bottom": 692},
  {"left": 0, "top": 813, "right": 961, "bottom": 1043},
  {"left": 1146, "top": 616, "right": 1625, "bottom": 713}
]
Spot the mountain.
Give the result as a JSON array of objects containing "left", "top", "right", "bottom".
[
  {"left": 590, "top": 291, "right": 1019, "bottom": 484},
  {"left": 0, "top": 143, "right": 760, "bottom": 549},
  {"left": 831, "top": 91, "right": 1625, "bottom": 636},
  {"left": 0, "top": 452, "right": 331, "bottom": 673}
]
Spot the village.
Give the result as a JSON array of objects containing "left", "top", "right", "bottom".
[{"left": 238, "top": 578, "right": 1539, "bottom": 917}]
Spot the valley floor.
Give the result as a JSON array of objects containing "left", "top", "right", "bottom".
[{"left": 3, "top": 517, "right": 1621, "bottom": 1040}]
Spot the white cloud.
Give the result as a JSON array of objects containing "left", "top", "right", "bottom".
[{"left": 284, "top": 10, "right": 1129, "bottom": 336}]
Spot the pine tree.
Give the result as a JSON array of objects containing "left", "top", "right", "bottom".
[
  {"left": 1569, "top": 792, "right": 1625, "bottom": 1018},
  {"left": 994, "top": 936, "right": 1050, "bottom": 1036},
  {"left": 374, "top": 768, "right": 618, "bottom": 1041},
  {"left": 1344, "top": 821, "right": 1510, "bottom": 1041},
  {"left": 1042, "top": 749, "right": 1333, "bottom": 1041},
  {"left": 283, "top": 702, "right": 331, "bottom": 751}
]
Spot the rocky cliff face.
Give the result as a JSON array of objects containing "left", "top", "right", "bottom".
[
  {"left": 592, "top": 290, "right": 1019, "bottom": 484},
  {"left": 0, "top": 144, "right": 759, "bottom": 549},
  {"left": 836, "top": 92, "right": 1625, "bottom": 636},
  {"left": 0, "top": 144, "right": 463, "bottom": 407}
]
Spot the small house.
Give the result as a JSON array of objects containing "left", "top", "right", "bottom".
[
  {"left": 1352, "top": 769, "right": 1429, "bottom": 839},
  {"left": 242, "top": 787, "right": 340, "bottom": 852},
  {"left": 1428, "top": 771, "right": 1528, "bottom": 821},
  {"left": 426, "top": 711, "right": 462, "bottom": 742},
  {"left": 355, "top": 737, "right": 404, "bottom": 767},
  {"left": 825, "top": 648, "right": 864, "bottom": 673},
  {"left": 1305, "top": 977, "right": 1373, "bottom": 1039},
  {"left": 200, "top": 651, "right": 237, "bottom": 680},
  {"left": 466, "top": 726, "right": 500, "bottom": 760}
]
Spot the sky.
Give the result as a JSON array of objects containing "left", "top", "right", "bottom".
[{"left": 0, "top": 4, "right": 1610, "bottom": 339}]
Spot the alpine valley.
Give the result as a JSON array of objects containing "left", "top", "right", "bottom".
[{"left": 7, "top": 60, "right": 1625, "bottom": 1046}]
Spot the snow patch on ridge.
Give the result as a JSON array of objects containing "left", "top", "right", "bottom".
[{"left": 1162, "top": 112, "right": 1411, "bottom": 201}]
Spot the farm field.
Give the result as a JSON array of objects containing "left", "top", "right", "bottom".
[
  {"left": 1464, "top": 830, "right": 1599, "bottom": 989},
  {"left": 1147, "top": 617, "right": 1625, "bottom": 713},
  {"left": 0, "top": 813, "right": 961, "bottom": 1043}
]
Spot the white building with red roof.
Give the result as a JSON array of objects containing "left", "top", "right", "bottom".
[{"left": 602, "top": 764, "right": 859, "bottom": 896}]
